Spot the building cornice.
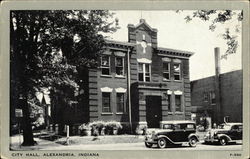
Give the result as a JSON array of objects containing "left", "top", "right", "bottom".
[{"left": 156, "top": 47, "right": 194, "bottom": 58}]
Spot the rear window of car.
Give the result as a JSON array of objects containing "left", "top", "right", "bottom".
[
  {"left": 186, "top": 124, "right": 195, "bottom": 130},
  {"left": 163, "top": 124, "right": 172, "bottom": 129}
]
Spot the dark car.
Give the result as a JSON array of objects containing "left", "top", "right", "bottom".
[
  {"left": 204, "top": 122, "right": 242, "bottom": 145},
  {"left": 144, "top": 120, "right": 199, "bottom": 148}
]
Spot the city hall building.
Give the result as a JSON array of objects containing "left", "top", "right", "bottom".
[{"left": 53, "top": 19, "right": 194, "bottom": 130}]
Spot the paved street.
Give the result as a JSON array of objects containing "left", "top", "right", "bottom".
[{"left": 42, "top": 142, "right": 242, "bottom": 150}]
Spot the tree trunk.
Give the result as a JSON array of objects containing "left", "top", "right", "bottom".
[{"left": 20, "top": 98, "right": 37, "bottom": 146}]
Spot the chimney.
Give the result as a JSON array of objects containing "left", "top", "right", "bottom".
[
  {"left": 214, "top": 47, "right": 221, "bottom": 76},
  {"left": 214, "top": 47, "right": 222, "bottom": 124},
  {"left": 139, "top": 19, "right": 146, "bottom": 23}
]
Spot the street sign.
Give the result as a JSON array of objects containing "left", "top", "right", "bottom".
[{"left": 15, "top": 109, "right": 23, "bottom": 117}]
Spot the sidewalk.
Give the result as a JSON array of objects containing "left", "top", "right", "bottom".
[
  {"left": 10, "top": 134, "right": 145, "bottom": 150},
  {"left": 10, "top": 134, "right": 61, "bottom": 150},
  {"left": 10, "top": 132, "right": 206, "bottom": 151}
]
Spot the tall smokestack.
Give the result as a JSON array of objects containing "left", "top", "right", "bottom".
[
  {"left": 214, "top": 47, "right": 222, "bottom": 124},
  {"left": 214, "top": 47, "right": 221, "bottom": 76}
]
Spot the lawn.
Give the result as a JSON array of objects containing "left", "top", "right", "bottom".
[{"left": 55, "top": 135, "right": 145, "bottom": 145}]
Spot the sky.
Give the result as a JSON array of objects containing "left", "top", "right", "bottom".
[{"left": 105, "top": 11, "right": 242, "bottom": 81}]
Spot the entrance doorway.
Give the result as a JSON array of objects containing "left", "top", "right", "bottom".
[{"left": 146, "top": 96, "right": 162, "bottom": 128}]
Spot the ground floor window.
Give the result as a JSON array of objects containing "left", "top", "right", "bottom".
[
  {"left": 175, "top": 95, "right": 182, "bottom": 112},
  {"left": 167, "top": 95, "right": 171, "bottom": 111},
  {"left": 116, "top": 93, "right": 125, "bottom": 113},
  {"left": 102, "top": 92, "right": 111, "bottom": 112}
]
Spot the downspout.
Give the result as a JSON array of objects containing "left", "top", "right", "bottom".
[{"left": 127, "top": 48, "right": 132, "bottom": 133}]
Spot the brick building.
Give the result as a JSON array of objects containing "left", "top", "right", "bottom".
[
  {"left": 52, "top": 19, "right": 194, "bottom": 131},
  {"left": 190, "top": 49, "right": 242, "bottom": 126}
]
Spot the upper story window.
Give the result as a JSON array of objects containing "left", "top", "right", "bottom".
[
  {"left": 138, "top": 63, "right": 151, "bottom": 82},
  {"left": 115, "top": 57, "right": 124, "bottom": 76},
  {"left": 163, "top": 62, "right": 170, "bottom": 80},
  {"left": 210, "top": 91, "right": 216, "bottom": 105},
  {"left": 203, "top": 92, "right": 209, "bottom": 102},
  {"left": 101, "top": 55, "right": 110, "bottom": 75},
  {"left": 173, "top": 63, "right": 181, "bottom": 80}
]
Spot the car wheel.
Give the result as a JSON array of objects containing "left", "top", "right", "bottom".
[
  {"left": 145, "top": 142, "right": 153, "bottom": 148},
  {"left": 219, "top": 138, "right": 227, "bottom": 146},
  {"left": 188, "top": 137, "right": 198, "bottom": 147},
  {"left": 157, "top": 138, "right": 167, "bottom": 149}
]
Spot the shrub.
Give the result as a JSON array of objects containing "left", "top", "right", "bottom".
[
  {"left": 105, "top": 121, "right": 122, "bottom": 135},
  {"left": 78, "top": 123, "right": 91, "bottom": 136},
  {"left": 89, "top": 121, "right": 106, "bottom": 135},
  {"left": 78, "top": 123, "right": 90, "bottom": 131}
]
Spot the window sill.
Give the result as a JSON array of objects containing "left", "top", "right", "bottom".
[
  {"left": 175, "top": 111, "right": 184, "bottom": 114},
  {"left": 168, "top": 112, "right": 174, "bottom": 114},
  {"left": 115, "top": 75, "right": 126, "bottom": 79},
  {"left": 116, "top": 112, "right": 126, "bottom": 115},
  {"left": 100, "top": 75, "right": 112, "bottom": 78},
  {"left": 163, "top": 79, "right": 171, "bottom": 82},
  {"left": 173, "top": 80, "right": 183, "bottom": 83},
  {"left": 101, "top": 112, "right": 113, "bottom": 115}
]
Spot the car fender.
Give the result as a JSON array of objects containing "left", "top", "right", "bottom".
[
  {"left": 188, "top": 133, "right": 199, "bottom": 141},
  {"left": 157, "top": 135, "right": 175, "bottom": 144},
  {"left": 217, "top": 134, "right": 232, "bottom": 141}
]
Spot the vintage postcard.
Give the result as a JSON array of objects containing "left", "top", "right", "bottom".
[{"left": 0, "top": 1, "right": 249, "bottom": 159}]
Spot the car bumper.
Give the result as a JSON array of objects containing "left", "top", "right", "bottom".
[
  {"left": 145, "top": 137, "right": 158, "bottom": 144},
  {"left": 204, "top": 136, "right": 219, "bottom": 143}
]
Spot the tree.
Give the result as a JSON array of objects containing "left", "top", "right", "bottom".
[
  {"left": 10, "top": 10, "right": 117, "bottom": 146},
  {"left": 177, "top": 10, "right": 243, "bottom": 59}
]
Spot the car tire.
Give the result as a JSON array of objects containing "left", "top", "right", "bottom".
[
  {"left": 145, "top": 142, "right": 153, "bottom": 148},
  {"left": 157, "top": 138, "right": 167, "bottom": 149},
  {"left": 188, "top": 137, "right": 198, "bottom": 147},
  {"left": 219, "top": 137, "right": 227, "bottom": 146}
]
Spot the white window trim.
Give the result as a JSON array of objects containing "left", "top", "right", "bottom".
[
  {"left": 137, "top": 58, "right": 152, "bottom": 64},
  {"left": 115, "top": 87, "right": 127, "bottom": 93},
  {"left": 162, "top": 57, "right": 171, "bottom": 62},
  {"left": 167, "top": 90, "right": 172, "bottom": 95},
  {"left": 174, "top": 90, "right": 183, "bottom": 95},
  {"left": 114, "top": 51, "right": 125, "bottom": 57},
  {"left": 115, "top": 56, "right": 125, "bottom": 76},
  {"left": 100, "top": 87, "right": 113, "bottom": 92}
]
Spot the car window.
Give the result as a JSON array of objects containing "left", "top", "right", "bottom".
[
  {"left": 186, "top": 124, "right": 195, "bottom": 130},
  {"left": 163, "top": 124, "right": 172, "bottom": 129},
  {"left": 174, "top": 124, "right": 181, "bottom": 130},
  {"left": 238, "top": 125, "right": 243, "bottom": 131}
]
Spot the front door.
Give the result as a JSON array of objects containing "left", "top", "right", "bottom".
[{"left": 146, "top": 96, "right": 162, "bottom": 128}]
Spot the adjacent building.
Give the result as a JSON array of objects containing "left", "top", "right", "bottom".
[{"left": 190, "top": 48, "right": 242, "bottom": 126}]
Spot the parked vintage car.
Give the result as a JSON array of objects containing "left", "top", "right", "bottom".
[
  {"left": 204, "top": 122, "right": 242, "bottom": 145},
  {"left": 144, "top": 120, "right": 199, "bottom": 148}
]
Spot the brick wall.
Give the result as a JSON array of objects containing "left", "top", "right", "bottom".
[{"left": 191, "top": 70, "right": 243, "bottom": 124}]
